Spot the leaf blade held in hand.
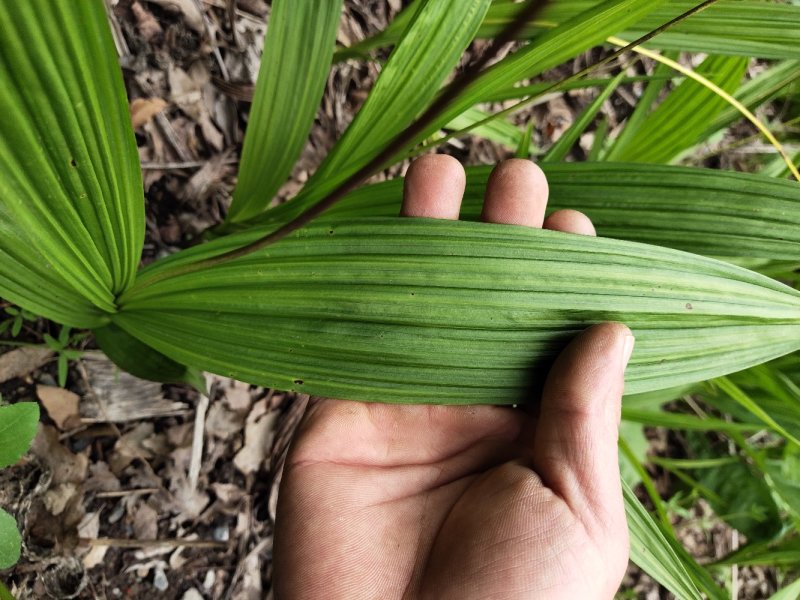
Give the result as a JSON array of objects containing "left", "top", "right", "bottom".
[
  {"left": 226, "top": 0, "right": 343, "bottom": 223},
  {"left": 117, "top": 218, "right": 800, "bottom": 405}
]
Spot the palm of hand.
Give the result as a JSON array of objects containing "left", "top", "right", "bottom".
[
  {"left": 275, "top": 401, "right": 624, "bottom": 599},
  {"left": 274, "top": 158, "right": 632, "bottom": 599}
]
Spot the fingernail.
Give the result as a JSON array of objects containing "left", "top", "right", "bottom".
[{"left": 622, "top": 334, "right": 635, "bottom": 371}]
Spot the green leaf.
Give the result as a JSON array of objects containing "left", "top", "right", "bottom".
[
  {"left": 618, "top": 421, "right": 648, "bottom": 488},
  {"left": 57, "top": 355, "right": 68, "bottom": 388},
  {"left": 697, "top": 457, "right": 781, "bottom": 542},
  {"left": 226, "top": 0, "right": 343, "bottom": 223},
  {"left": 42, "top": 334, "right": 61, "bottom": 352},
  {"left": 713, "top": 536, "right": 800, "bottom": 568},
  {"left": 342, "top": 1, "right": 800, "bottom": 61},
  {"left": 624, "top": 1, "right": 800, "bottom": 60},
  {"left": 10, "top": 318, "right": 21, "bottom": 338},
  {"left": 764, "top": 445, "right": 800, "bottom": 522},
  {"left": 0, "top": 403, "right": 39, "bottom": 469},
  {"left": 223, "top": 0, "right": 665, "bottom": 235},
  {"left": 516, "top": 121, "right": 535, "bottom": 159},
  {"left": 307, "top": 0, "right": 492, "bottom": 190},
  {"left": 768, "top": 575, "right": 800, "bottom": 600},
  {"left": 714, "top": 377, "right": 800, "bottom": 448},
  {"left": 246, "top": 163, "right": 800, "bottom": 261},
  {"left": 624, "top": 481, "right": 703, "bottom": 600},
  {"left": 445, "top": 107, "right": 524, "bottom": 151},
  {"left": 621, "top": 408, "right": 759, "bottom": 434},
  {"left": 0, "top": 579, "right": 15, "bottom": 600},
  {"left": 0, "top": 0, "right": 143, "bottom": 327},
  {"left": 115, "top": 218, "right": 800, "bottom": 404},
  {"left": 542, "top": 71, "right": 624, "bottom": 162},
  {"left": 608, "top": 55, "right": 748, "bottom": 164},
  {"left": 0, "top": 509, "right": 21, "bottom": 570},
  {"left": 705, "top": 59, "right": 800, "bottom": 138},
  {"left": 481, "top": 1, "right": 800, "bottom": 60},
  {"left": 93, "top": 322, "right": 205, "bottom": 391},
  {"left": 721, "top": 363, "right": 800, "bottom": 443},
  {"left": 604, "top": 53, "right": 674, "bottom": 160}
]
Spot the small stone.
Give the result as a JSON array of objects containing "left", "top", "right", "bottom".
[{"left": 153, "top": 565, "right": 168, "bottom": 591}]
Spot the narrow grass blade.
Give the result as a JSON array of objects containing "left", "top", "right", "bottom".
[
  {"left": 542, "top": 71, "right": 624, "bottom": 162},
  {"left": 116, "top": 218, "right": 800, "bottom": 404},
  {"left": 610, "top": 55, "right": 748, "bottom": 164},
  {"left": 305, "top": 0, "right": 492, "bottom": 191},
  {"left": 609, "top": 36, "right": 800, "bottom": 181},
  {"left": 0, "top": 1, "right": 143, "bottom": 325},
  {"left": 226, "top": 0, "right": 343, "bottom": 223},
  {"left": 222, "top": 0, "right": 665, "bottom": 235},
  {"left": 621, "top": 408, "right": 759, "bottom": 434},
  {"left": 624, "top": 481, "right": 703, "bottom": 600},
  {"left": 606, "top": 56, "right": 675, "bottom": 161},
  {"left": 445, "top": 107, "right": 524, "bottom": 151},
  {"left": 768, "top": 577, "right": 800, "bottom": 600},
  {"left": 712, "top": 537, "right": 800, "bottom": 568},
  {"left": 705, "top": 60, "right": 800, "bottom": 137},
  {"left": 713, "top": 377, "right": 800, "bottom": 448}
]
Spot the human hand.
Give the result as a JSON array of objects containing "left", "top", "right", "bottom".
[{"left": 273, "top": 156, "right": 634, "bottom": 599}]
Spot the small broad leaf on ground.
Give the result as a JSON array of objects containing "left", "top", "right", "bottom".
[
  {"left": 0, "top": 402, "right": 39, "bottom": 468},
  {"left": 0, "top": 507, "right": 21, "bottom": 569}
]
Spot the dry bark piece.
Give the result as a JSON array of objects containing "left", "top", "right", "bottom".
[
  {"left": 37, "top": 385, "right": 81, "bottom": 430},
  {"left": 0, "top": 346, "right": 53, "bottom": 383},
  {"left": 81, "top": 352, "right": 188, "bottom": 423}
]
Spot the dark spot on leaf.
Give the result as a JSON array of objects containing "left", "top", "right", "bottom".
[
  {"left": 293, "top": 379, "right": 304, "bottom": 385},
  {"left": 685, "top": 302, "right": 693, "bottom": 310},
  {"left": 410, "top": 292, "right": 415, "bottom": 296},
  {"left": 329, "top": 229, "right": 334, "bottom": 235},
  {"left": 70, "top": 158, "right": 77, "bottom": 167}
]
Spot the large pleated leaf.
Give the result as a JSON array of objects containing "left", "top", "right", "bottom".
[
  {"left": 115, "top": 218, "right": 800, "bottom": 405},
  {"left": 340, "top": 0, "right": 800, "bottom": 61},
  {"left": 0, "top": 0, "right": 143, "bottom": 328},
  {"left": 225, "top": 0, "right": 343, "bottom": 223},
  {"left": 238, "top": 163, "right": 800, "bottom": 261},
  {"left": 607, "top": 55, "right": 748, "bottom": 164}
]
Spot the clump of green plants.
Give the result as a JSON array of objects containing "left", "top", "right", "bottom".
[{"left": 1, "top": 0, "right": 800, "bottom": 596}]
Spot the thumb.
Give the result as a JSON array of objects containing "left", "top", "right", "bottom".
[{"left": 531, "top": 322, "right": 633, "bottom": 537}]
